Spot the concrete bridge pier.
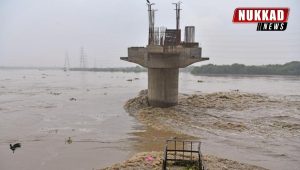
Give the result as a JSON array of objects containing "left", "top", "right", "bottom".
[
  {"left": 120, "top": 2, "right": 209, "bottom": 108},
  {"left": 148, "top": 68, "right": 179, "bottom": 107},
  {"left": 121, "top": 44, "right": 209, "bottom": 108}
]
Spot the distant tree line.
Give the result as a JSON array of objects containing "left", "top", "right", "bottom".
[
  {"left": 70, "top": 66, "right": 146, "bottom": 73},
  {"left": 191, "top": 61, "right": 300, "bottom": 75},
  {"left": 2, "top": 61, "right": 299, "bottom": 76}
]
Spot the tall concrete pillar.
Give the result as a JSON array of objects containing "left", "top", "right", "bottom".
[
  {"left": 148, "top": 68, "right": 179, "bottom": 107},
  {"left": 120, "top": 2, "right": 209, "bottom": 108}
]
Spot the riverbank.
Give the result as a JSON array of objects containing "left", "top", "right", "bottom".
[{"left": 104, "top": 89, "right": 300, "bottom": 169}]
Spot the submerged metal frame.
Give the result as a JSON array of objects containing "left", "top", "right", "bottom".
[{"left": 162, "top": 139, "right": 205, "bottom": 170}]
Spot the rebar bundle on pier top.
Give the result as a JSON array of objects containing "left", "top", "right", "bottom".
[{"left": 121, "top": 1, "right": 209, "bottom": 107}]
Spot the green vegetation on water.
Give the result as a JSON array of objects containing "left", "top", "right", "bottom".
[{"left": 191, "top": 61, "right": 300, "bottom": 76}]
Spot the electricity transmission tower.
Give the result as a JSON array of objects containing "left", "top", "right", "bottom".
[{"left": 80, "top": 46, "right": 87, "bottom": 68}]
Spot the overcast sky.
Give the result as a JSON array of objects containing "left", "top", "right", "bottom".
[{"left": 0, "top": 0, "right": 299, "bottom": 67}]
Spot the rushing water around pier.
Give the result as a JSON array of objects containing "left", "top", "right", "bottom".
[{"left": 0, "top": 69, "right": 299, "bottom": 170}]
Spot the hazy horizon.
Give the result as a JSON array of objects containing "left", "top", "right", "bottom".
[{"left": 0, "top": 0, "right": 299, "bottom": 67}]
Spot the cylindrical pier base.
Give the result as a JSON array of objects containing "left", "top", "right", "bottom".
[{"left": 148, "top": 68, "right": 179, "bottom": 107}]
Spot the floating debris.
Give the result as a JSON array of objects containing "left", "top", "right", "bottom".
[
  {"left": 127, "top": 79, "right": 133, "bottom": 82},
  {"left": 145, "top": 155, "right": 154, "bottom": 164},
  {"left": 197, "top": 80, "right": 204, "bottom": 83},
  {"left": 47, "top": 129, "right": 58, "bottom": 134},
  {"left": 66, "top": 137, "right": 72, "bottom": 144},
  {"left": 69, "top": 98, "right": 77, "bottom": 101},
  {"left": 218, "top": 95, "right": 230, "bottom": 99},
  {"left": 10, "top": 143, "right": 21, "bottom": 153},
  {"left": 134, "top": 78, "right": 140, "bottom": 80},
  {"left": 124, "top": 90, "right": 299, "bottom": 134},
  {"left": 50, "top": 92, "right": 61, "bottom": 95}
]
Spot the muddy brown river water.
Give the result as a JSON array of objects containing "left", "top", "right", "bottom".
[{"left": 0, "top": 70, "right": 299, "bottom": 170}]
